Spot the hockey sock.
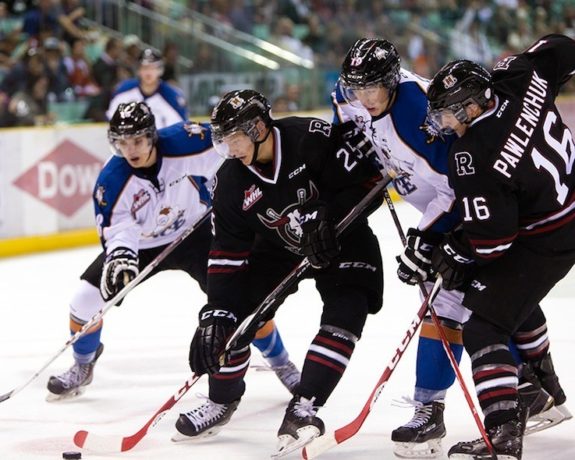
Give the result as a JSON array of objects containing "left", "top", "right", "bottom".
[
  {"left": 252, "top": 320, "right": 289, "bottom": 367},
  {"left": 414, "top": 316, "right": 464, "bottom": 403},
  {"left": 209, "top": 346, "right": 250, "bottom": 404},
  {"left": 512, "top": 305, "right": 549, "bottom": 362},
  {"left": 298, "top": 326, "right": 357, "bottom": 406},
  {"left": 464, "top": 315, "right": 518, "bottom": 429},
  {"left": 70, "top": 316, "right": 103, "bottom": 364}
]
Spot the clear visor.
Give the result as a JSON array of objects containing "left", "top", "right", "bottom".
[
  {"left": 340, "top": 79, "right": 386, "bottom": 108},
  {"left": 426, "top": 102, "right": 469, "bottom": 136},
  {"left": 212, "top": 129, "right": 251, "bottom": 159}
]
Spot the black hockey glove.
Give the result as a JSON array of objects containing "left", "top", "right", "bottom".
[
  {"left": 189, "top": 305, "right": 238, "bottom": 376},
  {"left": 431, "top": 233, "right": 476, "bottom": 291},
  {"left": 338, "top": 120, "right": 382, "bottom": 169},
  {"left": 100, "top": 247, "right": 139, "bottom": 301},
  {"left": 396, "top": 228, "right": 442, "bottom": 285},
  {"left": 299, "top": 200, "right": 340, "bottom": 269}
]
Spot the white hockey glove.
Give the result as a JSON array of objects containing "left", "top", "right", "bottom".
[
  {"left": 397, "top": 228, "right": 442, "bottom": 285},
  {"left": 100, "top": 247, "right": 139, "bottom": 301}
]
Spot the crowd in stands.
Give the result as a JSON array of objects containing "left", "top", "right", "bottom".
[{"left": 1, "top": 0, "right": 574, "bottom": 127}]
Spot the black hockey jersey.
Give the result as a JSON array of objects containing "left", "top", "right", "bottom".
[
  {"left": 207, "top": 116, "right": 382, "bottom": 314},
  {"left": 448, "top": 34, "right": 575, "bottom": 263}
]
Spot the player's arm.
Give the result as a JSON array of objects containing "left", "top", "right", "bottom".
[
  {"left": 93, "top": 168, "right": 141, "bottom": 300},
  {"left": 518, "top": 34, "right": 575, "bottom": 95}
]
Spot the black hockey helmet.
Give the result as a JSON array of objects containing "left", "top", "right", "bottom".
[
  {"left": 427, "top": 59, "right": 493, "bottom": 133},
  {"left": 340, "top": 38, "right": 400, "bottom": 91},
  {"left": 138, "top": 48, "right": 163, "bottom": 66},
  {"left": 210, "top": 89, "right": 272, "bottom": 157},
  {"left": 108, "top": 101, "right": 157, "bottom": 154}
]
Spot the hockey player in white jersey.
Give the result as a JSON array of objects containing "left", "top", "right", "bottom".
[
  {"left": 332, "top": 38, "right": 569, "bottom": 458},
  {"left": 106, "top": 48, "right": 188, "bottom": 129},
  {"left": 46, "top": 101, "right": 300, "bottom": 402}
]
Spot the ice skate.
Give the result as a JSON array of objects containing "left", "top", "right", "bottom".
[
  {"left": 172, "top": 396, "right": 240, "bottom": 441},
  {"left": 272, "top": 395, "right": 325, "bottom": 458},
  {"left": 46, "top": 343, "right": 104, "bottom": 401},
  {"left": 520, "top": 362, "right": 570, "bottom": 434},
  {"left": 253, "top": 359, "right": 301, "bottom": 395},
  {"left": 531, "top": 353, "right": 573, "bottom": 422},
  {"left": 391, "top": 400, "right": 446, "bottom": 458},
  {"left": 448, "top": 406, "right": 526, "bottom": 460},
  {"left": 270, "top": 360, "right": 301, "bottom": 395}
]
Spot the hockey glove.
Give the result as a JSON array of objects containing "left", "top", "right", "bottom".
[
  {"left": 431, "top": 233, "right": 476, "bottom": 291},
  {"left": 299, "top": 200, "right": 340, "bottom": 269},
  {"left": 338, "top": 120, "right": 382, "bottom": 169},
  {"left": 100, "top": 247, "right": 139, "bottom": 301},
  {"left": 396, "top": 228, "right": 442, "bottom": 285},
  {"left": 189, "top": 305, "right": 238, "bottom": 376}
]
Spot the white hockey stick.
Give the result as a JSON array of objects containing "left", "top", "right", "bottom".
[
  {"left": 0, "top": 209, "right": 211, "bottom": 404},
  {"left": 74, "top": 374, "right": 200, "bottom": 452}
]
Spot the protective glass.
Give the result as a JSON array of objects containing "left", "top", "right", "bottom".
[
  {"left": 340, "top": 79, "right": 387, "bottom": 108},
  {"left": 426, "top": 101, "right": 470, "bottom": 135},
  {"left": 212, "top": 129, "right": 252, "bottom": 159}
]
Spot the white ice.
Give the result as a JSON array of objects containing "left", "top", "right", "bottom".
[{"left": 0, "top": 201, "right": 573, "bottom": 460}]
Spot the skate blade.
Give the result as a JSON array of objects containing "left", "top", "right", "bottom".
[
  {"left": 271, "top": 426, "right": 321, "bottom": 458},
  {"left": 171, "top": 426, "right": 223, "bottom": 443},
  {"left": 525, "top": 405, "right": 567, "bottom": 435},
  {"left": 393, "top": 438, "right": 443, "bottom": 458},
  {"left": 46, "top": 387, "right": 86, "bottom": 402},
  {"left": 556, "top": 403, "right": 573, "bottom": 420}
]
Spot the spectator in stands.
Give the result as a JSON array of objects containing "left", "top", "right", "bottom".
[
  {"left": 85, "top": 36, "right": 122, "bottom": 121},
  {"left": 0, "top": 45, "right": 46, "bottom": 97},
  {"left": 60, "top": 0, "right": 89, "bottom": 47},
  {"left": 106, "top": 48, "right": 188, "bottom": 128},
  {"left": 43, "top": 36, "right": 69, "bottom": 101},
  {"left": 63, "top": 37, "right": 97, "bottom": 99},
  {"left": 21, "top": 0, "right": 61, "bottom": 42},
  {"left": 2, "top": 73, "right": 55, "bottom": 126},
  {"left": 270, "top": 16, "right": 313, "bottom": 62},
  {"left": 122, "top": 34, "right": 141, "bottom": 76},
  {"left": 161, "top": 41, "right": 179, "bottom": 86}
]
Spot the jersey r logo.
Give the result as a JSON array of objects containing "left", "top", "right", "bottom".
[{"left": 455, "top": 152, "right": 475, "bottom": 176}]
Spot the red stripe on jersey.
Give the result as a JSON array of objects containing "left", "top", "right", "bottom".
[
  {"left": 208, "top": 266, "right": 248, "bottom": 274},
  {"left": 306, "top": 354, "right": 345, "bottom": 374},
  {"left": 209, "top": 250, "right": 250, "bottom": 258},
  {"left": 520, "top": 210, "right": 575, "bottom": 235},
  {"left": 473, "top": 367, "right": 509, "bottom": 380},
  {"left": 478, "top": 387, "right": 517, "bottom": 401},
  {"left": 314, "top": 335, "right": 354, "bottom": 356}
]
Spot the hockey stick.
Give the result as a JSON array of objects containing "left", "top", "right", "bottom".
[
  {"left": 0, "top": 209, "right": 211, "bottom": 404},
  {"left": 73, "top": 374, "right": 200, "bottom": 453},
  {"left": 381, "top": 190, "right": 496, "bottom": 459},
  {"left": 302, "top": 278, "right": 442, "bottom": 459},
  {"left": 224, "top": 174, "right": 392, "bottom": 354}
]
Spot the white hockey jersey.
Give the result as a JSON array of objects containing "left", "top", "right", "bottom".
[
  {"left": 93, "top": 122, "right": 222, "bottom": 255},
  {"left": 106, "top": 79, "right": 188, "bottom": 129},
  {"left": 331, "top": 69, "right": 460, "bottom": 233}
]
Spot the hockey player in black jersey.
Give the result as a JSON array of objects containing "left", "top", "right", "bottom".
[
  {"left": 427, "top": 34, "right": 575, "bottom": 459},
  {"left": 174, "top": 89, "right": 384, "bottom": 456}
]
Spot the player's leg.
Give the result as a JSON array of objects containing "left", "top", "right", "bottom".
[
  {"left": 46, "top": 254, "right": 107, "bottom": 401},
  {"left": 392, "top": 287, "right": 469, "bottom": 458}
]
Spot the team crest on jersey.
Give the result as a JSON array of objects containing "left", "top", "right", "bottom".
[
  {"left": 493, "top": 56, "right": 516, "bottom": 71},
  {"left": 442, "top": 74, "right": 457, "bottom": 89},
  {"left": 142, "top": 206, "right": 185, "bottom": 238},
  {"left": 258, "top": 182, "right": 319, "bottom": 249},
  {"left": 94, "top": 185, "right": 107, "bottom": 207},
  {"left": 131, "top": 189, "right": 151, "bottom": 218},
  {"left": 419, "top": 122, "right": 440, "bottom": 144},
  {"left": 454, "top": 152, "right": 475, "bottom": 176},
  {"left": 184, "top": 122, "right": 206, "bottom": 139},
  {"left": 243, "top": 184, "right": 263, "bottom": 210}
]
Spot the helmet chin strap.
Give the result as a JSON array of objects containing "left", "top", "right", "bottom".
[{"left": 249, "top": 126, "right": 272, "bottom": 165}]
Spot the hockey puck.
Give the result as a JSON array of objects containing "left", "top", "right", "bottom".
[{"left": 62, "top": 452, "right": 82, "bottom": 460}]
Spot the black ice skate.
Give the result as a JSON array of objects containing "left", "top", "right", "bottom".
[
  {"left": 391, "top": 400, "right": 446, "bottom": 458},
  {"left": 46, "top": 343, "right": 104, "bottom": 401},
  {"left": 272, "top": 395, "right": 325, "bottom": 458},
  {"left": 519, "top": 366, "right": 567, "bottom": 435},
  {"left": 448, "top": 405, "right": 526, "bottom": 460},
  {"left": 530, "top": 353, "right": 573, "bottom": 421},
  {"left": 271, "top": 360, "right": 301, "bottom": 395},
  {"left": 172, "top": 397, "right": 240, "bottom": 441}
]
